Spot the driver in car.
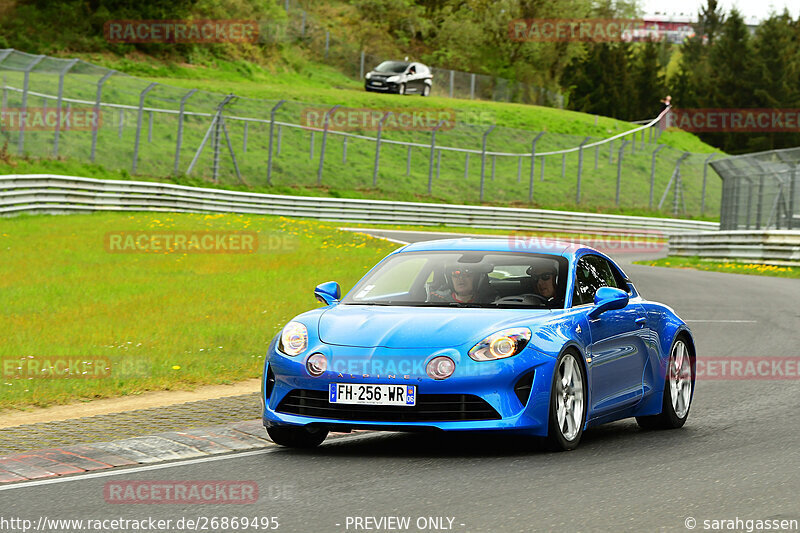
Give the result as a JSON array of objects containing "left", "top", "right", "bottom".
[
  {"left": 428, "top": 266, "right": 479, "bottom": 303},
  {"left": 530, "top": 265, "right": 563, "bottom": 307}
]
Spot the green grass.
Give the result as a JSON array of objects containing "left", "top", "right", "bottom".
[
  {"left": 634, "top": 256, "right": 800, "bottom": 278},
  {"left": 0, "top": 52, "right": 721, "bottom": 218},
  {"left": 0, "top": 212, "right": 400, "bottom": 410}
]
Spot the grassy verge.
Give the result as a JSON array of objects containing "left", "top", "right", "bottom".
[
  {"left": 634, "top": 256, "right": 800, "bottom": 278},
  {"left": 0, "top": 212, "right": 400, "bottom": 411}
]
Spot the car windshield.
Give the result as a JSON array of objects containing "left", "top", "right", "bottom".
[
  {"left": 341, "top": 251, "right": 568, "bottom": 309},
  {"left": 374, "top": 61, "right": 409, "bottom": 73}
]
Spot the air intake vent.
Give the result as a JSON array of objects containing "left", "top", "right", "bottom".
[
  {"left": 514, "top": 370, "right": 535, "bottom": 405},
  {"left": 277, "top": 389, "right": 500, "bottom": 422},
  {"left": 265, "top": 366, "right": 276, "bottom": 401}
]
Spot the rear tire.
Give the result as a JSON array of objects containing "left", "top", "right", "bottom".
[
  {"left": 636, "top": 337, "right": 693, "bottom": 430},
  {"left": 266, "top": 425, "right": 328, "bottom": 448},
  {"left": 546, "top": 350, "right": 587, "bottom": 451}
]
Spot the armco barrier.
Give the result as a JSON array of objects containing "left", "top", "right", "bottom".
[
  {"left": 669, "top": 230, "right": 800, "bottom": 266},
  {"left": 0, "top": 174, "right": 718, "bottom": 235}
]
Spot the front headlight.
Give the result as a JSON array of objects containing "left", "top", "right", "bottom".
[
  {"left": 365, "top": 72, "right": 372, "bottom": 80},
  {"left": 279, "top": 321, "right": 308, "bottom": 356},
  {"left": 468, "top": 328, "right": 531, "bottom": 361},
  {"left": 386, "top": 75, "right": 400, "bottom": 83}
]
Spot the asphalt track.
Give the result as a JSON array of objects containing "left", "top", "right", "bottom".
[{"left": 2, "top": 230, "right": 799, "bottom": 532}]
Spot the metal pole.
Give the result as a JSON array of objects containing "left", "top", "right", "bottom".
[
  {"left": 132, "top": 82, "right": 157, "bottom": 174},
  {"left": 517, "top": 156, "right": 522, "bottom": 183},
  {"left": 173, "top": 89, "right": 196, "bottom": 174},
  {"left": 53, "top": 58, "right": 78, "bottom": 157},
  {"left": 317, "top": 104, "right": 341, "bottom": 185},
  {"left": 649, "top": 145, "right": 666, "bottom": 209},
  {"left": 360, "top": 50, "right": 365, "bottom": 79},
  {"left": 594, "top": 144, "right": 599, "bottom": 170},
  {"left": 372, "top": 111, "right": 392, "bottom": 187},
  {"left": 756, "top": 175, "right": 764, "bottom": 229},
  {"left": 91, "top": 71, "right": 114, "bottom": 163},
  {"left": 243, "top": 122, "right": 248, "bottom": 153},
  {"left": 428, "top": 120, "right": 446, "bottom": 194},
  {"left": 277, "top": 125, "right": 282, "bottom": 155},
  {"left": 561, "top": 153, "right": 566, "bottom": 179},
  {"left": 406, "top": 145, "right": 411, "bottom": 176},
  {"left": 615, "top": 141, "right": 628, "bottom": 206},
  {"left": 701, "top": 153, "right": 716, "bottom": 216},
  {"left": 449, "top": 70, "right": 454, "bottom": 98},
  {"left": 528, "top": 132, "right": 544, "bottom": 203},
  {"left": 576, "top": 137, "right": 590, "bottom": 204},
  {"left": 324, "top": 32, "right": 330, "bottom": 59},
  {"left": 267, "top": 100, "right": 285, "bottom": 185},
  {"left": 789, "top": 168, "right": 796, "bottom": 230},
  {"left": 118, "top": 109, "right": 123, "bottom": 139},
  {"left": 631, "top": 132, "right": 635, "bottom": 155},
  {"left": 343, "top": 137, "right": 348, "bottom": 163},
  {"left": 18, "top": 54, "right": 45, "bottom": 155},
  {"left": 309, "top": 131, "right": 314, "bottom": 159},
  {"left": 285, "top": 0, "right": 289, "bottom": 12},
  {"left": 479, "top": 125, "right": 496, "bottom": 202},
  {"left": 464, "top": 153, "right": 470, "bottom": 179},
  {"left": 470, "top": 74, "right": 476, "bottom": 100},
  {"left": 1, "top": 74, "right": 7, "bottom": 114}
]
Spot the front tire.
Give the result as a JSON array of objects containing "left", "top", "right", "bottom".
[
  {"left": 636, "top": 337, "right": 694, "bottom": 430},
  {"left": 422, "top": 84, "right": 430, "bottom": 97},
  {"left": 398, "top": 83, "right": 406, "bottom": 95},
  {"left": 266, "top": 425, "right": 328, "bottom": 448},
  {"left": 546, "top": 350, "right": 587, "bottom": 451}
]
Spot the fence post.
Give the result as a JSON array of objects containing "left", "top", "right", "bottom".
[
  {"left": 630, "top": 131, "right": 635, "bottom": 155},
  {"left": 701, "top": 153, "right": 716, "bottom": 217},
  {"left": 267, "top": 100, "right": 285, "bottom": 185},
  {"left": 1, "top": 74, "right": 7, "bottom": 114},
  {"left": 470, "top": 74, "right": 476, "bottom": 100},
  {"left": 576, "top": 137, "right": 590, "bottom": 204},
  {"left": 615, "top": 141, "right": 629, "bottom": 206},
  {"left": 479, "top": 125, "right": 496, "bottom": 202},
  {"left": 360, "top": 50, "right": 365, "bottom": 79},
  {"left": 428, "top": 120, "right": 446, "bottom": 194},
  {"left": 756, "top": 175, "right": 764, "bottom": 229},
  {"left": 528, "top": 132, "right": 544, "bottom": 203},
  {"left": 243, "top": 122, "right": 248, "bottom": 153},
  {"left": 53, "top": 58, "right": 78, "bottom": 157},
  {"left": 372, "top": 111, "right": 392, "bottom": 187},
  {"left": 132, "top": 82, "right": 157, "bottom": 174},
  {"left": 464, "top": 153, "right": 469, "bottom": 179},
  {"left": 561, "top": 152, "right": 566, "bottom": 179},
  {"left": 594, "top": 144, "right": 599, "bottom": 170},
  {"left": 406, "top": 145, "right": 411, "bottom": 176},
  {"left": 324, "top": 31, "right": 330, "bottom": 59},
  {"left": 17, "top": 54, "right": 45, "bottom": 155},
  {"left": 517, "top": 156, "right": 522, "bottom": 183},
  {"left": 317, "top": 104, "right": 340, "bottom": 185},
  {"left": 343, "top": 137, "right": 348, "bottom": 163},
  {"left": 91, "top": 70, "right": 114, "bottom": 164},
  {"left": 789, "top": 168, "right": 796, "bottom": 230},
  {"left": 649, "top": 145, "right": 666, "bottom": 209},
  {"left": 449, "top": 70, "right": 454, "bottom": 98},
  {"left": 285, "top": 0, "right": 289, "bottom": 12},
  {"left": 309, "top": 131, "right": 314, "bottom": 159},
  {"left": 172, "top": 89, "right": 196, "bottom": 174}
]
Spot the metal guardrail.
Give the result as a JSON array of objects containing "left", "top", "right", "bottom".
[
  {"left": 0, "top": 174, "right": 718, "bottom": 235},
  {"left": 669, "top": 230, "right": 800, "bottom": 266}
]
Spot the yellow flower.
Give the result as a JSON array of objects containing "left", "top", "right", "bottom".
[{"left": 172, "top": 365, "right": 181, "bottom": 370}]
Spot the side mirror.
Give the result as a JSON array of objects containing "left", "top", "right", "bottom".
[
  {"left": 314, "top": 281, "right": 341, "bottom": 306},
  {"left": 588, "top": 287, "right": 629, "bottom": 319}
]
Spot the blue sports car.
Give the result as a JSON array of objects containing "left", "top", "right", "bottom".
[{"left": 262, "top": 238, "right": 696, "bottom": 451}]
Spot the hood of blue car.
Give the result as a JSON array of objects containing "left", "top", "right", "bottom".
[{"left": 318, "top": 305, "right": 552, "bottom": 349}]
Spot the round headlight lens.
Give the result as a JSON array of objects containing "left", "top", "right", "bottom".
[
  {"left": 490, "top": 336, "right": 515, "bottom": 358},
  {"left": 426, "top": 356, "right": 455, "bottom": 380},
  {"left": 306, "top": 353, "right": 327, "bottom": 376},
  {"left": 279, "top": 321, "right": 308, "bottom": 356},
  {"left": 468, "top": 328, "right": 531, "bottom": 361}
]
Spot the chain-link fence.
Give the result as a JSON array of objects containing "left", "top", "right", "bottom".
[
  {"left": 277, "top": 0, "right": 564, "bottom": 108},
  {"left": 711, "top": 148, "right": 799, "bottom": 230},
  {"left": 0, "top": 49, "right": 721, "bottom": 217}
]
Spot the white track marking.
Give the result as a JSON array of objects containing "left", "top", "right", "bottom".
[{"left": 686, "top": 320, "right": 758, "bottom": 323}]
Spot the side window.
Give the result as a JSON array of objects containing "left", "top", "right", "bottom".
[{"left": 572, "top": 255, "right": 618, "bottom": 306}]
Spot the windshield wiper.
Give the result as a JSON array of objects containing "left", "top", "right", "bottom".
[{"left": 343, "top": 302, "right": 394, "bottom": 306}]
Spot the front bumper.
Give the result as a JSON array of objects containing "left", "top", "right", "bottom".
[
  {"left": 364, "top": 80, "right": 402, "bottom": 93},
  {"left": 262, "top": 341, "right": 557, "bottom": 436}
]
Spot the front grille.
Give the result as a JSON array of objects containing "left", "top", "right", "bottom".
[{"left": 277, "top": 389, "right": 500, "bottom": 422}]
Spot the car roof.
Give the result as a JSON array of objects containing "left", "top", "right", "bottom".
[{"left": 398, "top": 237, "right": 574, "bottom": 256}]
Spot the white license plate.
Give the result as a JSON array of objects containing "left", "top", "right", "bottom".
[
  {"left": 329, "top": 383, "right": 416, "bottom": 406},
  {"left": 370, "top": 81, "right": 382, "bottom": 85}
]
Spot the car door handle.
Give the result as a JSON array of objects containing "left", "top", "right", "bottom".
[{"left": 635, "top": 317, "right": 647, "bottom": 326}]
